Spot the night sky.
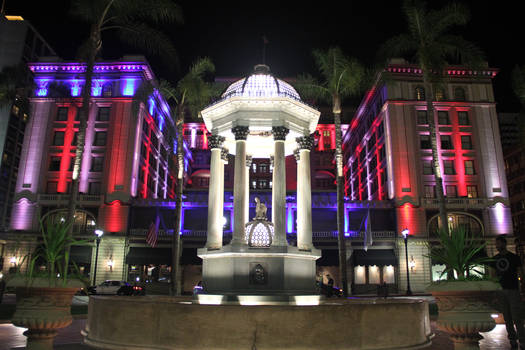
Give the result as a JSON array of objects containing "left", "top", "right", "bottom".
[{"left": 5, "top": 0, "right": 523, "bottom": 112}]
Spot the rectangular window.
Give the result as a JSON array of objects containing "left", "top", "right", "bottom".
[
  {"left": 464, "top": 160, "right": 475, "bottom": 175},
  {"left": 53, "top": 131, "right": 65, "bottom": 146},
  {"left": 259, "top": 163, "right": 269, "bottom": 173},
  {"left": 461, "top": 135, "right": 473, "bottom": 150},
  {"left": 46, "top": 181, "right": 58, "bottom": 194},
  {"left": 97, "top": 107, "right": 110, "bottom": 121},
  {"left": 458, "top": 111, "right": 470, "bottom": 125},
  {"left": 440, "top": 135, "right": 453, "bottom": 149},
  {"left": 423, "top": 160, "right": 434, "bottom": 175},
  {"left": 49, "top": 156, "right": 61, "bottom": 171},
  {"left": 446, "top": 185, "right": 457, "bottom": 197},
  {"left": 420, "top": 135, "right": 431, "bottom": 149},
  {"left": 93, "top": 132, "right": 107, "bottom": 146},
  {"left": 91, "top": 157, "right": 104, "bottom": 172},
  {"left": 467, "top": 185, "right": 478, "bottom": 198},
  {"left": 438, "top": 111, "right": 450, "bottom": 125},
  {"left": 88, "top": 182, "right": 101, "bottom": 195},
  {"left": 444, "top": 160, "right": 455, "bottom": 175},
  {"left": 424, "top": 185, "right": 436, "bottom": 198},
  {"left": 417, "top": 110, "right": 428, "bottom": 125},
  {"left": 56, "top": 107, "right": 68, "bottom": 121}
]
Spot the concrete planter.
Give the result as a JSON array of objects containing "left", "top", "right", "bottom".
[
  {"left": 8, "top": 277, "right": 83, "bottom": 350},
  {"left": 427, "top": 280, "right": 501, "bottom": 350}
]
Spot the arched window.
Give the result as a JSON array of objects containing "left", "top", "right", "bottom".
[
  {"left": 428, "top": 212, "right": 483, "bottom": 237},
  {"left": 415, "top": 86, "right": 425, "bottom": 101},
  {"left": 41, "top": 209, "right": 97, "bottom": 235},
  {"left": 190, "top": 169, "right": 210, "bottom": 188},
  {"left": 102, "top": 83, "right": 113, "bottom": 97},
  {"left": 314, "top": 170, "right": 336, "bottom": 189},
  {"left": 454, "top": 87, "right": 466, "bottom": 101}
]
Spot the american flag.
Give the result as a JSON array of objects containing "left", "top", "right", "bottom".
[{"left": 146, "top": 215, "right": 160, "bottom": 247}]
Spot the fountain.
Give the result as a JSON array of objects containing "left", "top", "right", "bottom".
[{"left": 82, "top": 65, "right": 433, "bottom": 349}]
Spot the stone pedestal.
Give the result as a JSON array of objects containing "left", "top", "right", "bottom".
[{"left": 198, "top": 245, "right": 321, "bottom": 295}]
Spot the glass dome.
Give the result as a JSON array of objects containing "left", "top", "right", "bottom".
[
  {"left": 245, "top": 220, "right": 275, "bottom": 248},
  {"left": 221, "top": 65, "right": 301, "bottom": 101}
]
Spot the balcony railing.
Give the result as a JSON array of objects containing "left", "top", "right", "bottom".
[
  {"left": 421, "top": 197, "right": 487, "bottom": 208},
  {"left": 38, "top": 194, "right": 102, "bottom": 203}
]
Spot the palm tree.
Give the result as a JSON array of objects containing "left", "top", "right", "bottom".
[
  {"left": 66, "top": 0, "right": 183, "bottom": 232},
  {"left": 294, "top": 47, "right": 365, "bottom": 297},
  {"left": 380, "top": 0, "right": 484, "bottom": 236},
  {"left": 157, "top": 58, "right": 218, "bottom": 296}
]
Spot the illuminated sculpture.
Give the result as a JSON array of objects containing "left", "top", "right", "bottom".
[{"left": 245, "top": 197, "right": 274, "bottom": 247}]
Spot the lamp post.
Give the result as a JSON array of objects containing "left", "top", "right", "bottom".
[
  {"left": 401, "top": 228, "right": 412, "bottom": 296},
  {"left": 92, "top": 229, "right": 103, "bottom": 286}
]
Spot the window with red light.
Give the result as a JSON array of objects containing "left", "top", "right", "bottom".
[
  {"left": 440, "top": 135, "right": 453, "bottom": 149},
  {"left": 446, "top": 185, "right": 457, "bottom": 197},
  {"left": 424, "top": 185, "right": 436, "bottom": 198},
  {"left": 435, "top": 88, "right": 446, "bottom": 102},
  {"left": 458, "top": 111, "right": 470, "bottom": 125},
  {"left": 467, "top": 185, "right": 478, "bottom": 198},
  {"left": 438, "top": 111, "right": 450, "bottom": 125},
  {"left": 93, "top": 132, "right": 107, "bottom": 146},
  {"left": 56, "top": 107, "right": 68, "bottom": 121},
  {"left": 49, "top": 156, "right": 61, "bottom": 171},
  {"left": 90, "top": 157, "right": 104, "bottom": 172},
  {"left": 96, "top": 107, "right": 111, "bottom": 121},
  {"left": 464, "top": 160, "right": 475, "bottom": 175},
  {"left": 417, "top": 110, "right": 428, "bottom": 125},
  {"left": 444, "top": 160, "right": 455, "bottom": 175},
  {"left": 461, "top": 135, "right": 473, "bottom": 150},
  {"left": 53, "top": 131, "right": 65, "bottom": 146},
  {"left": 422, "top": 160, "right": 434, "bottom": 175},
  {"left": 420, "top": 135, "right": 431, "bottom": 149}
]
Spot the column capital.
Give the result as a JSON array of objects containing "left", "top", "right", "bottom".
[
  {"left": 293, "top": 149, "right": 300, "bottom": 162},
  {"left": 232, "top": 126, "right": 249, "bottom": 140},
  {"left": 221, "top": 147, "right": 229, "bottom": 162},
  {"left": 296, "top": 135, "right": 314, "bottom": 150},
  {"left": 272, "top": 126, "right": 289, "bottom": 141},
  {"left": 209, "top": 134, "right": 225, "bottom": 149},
  {"left": 246, "top": 155, "right": 253, "bottom": 168}
]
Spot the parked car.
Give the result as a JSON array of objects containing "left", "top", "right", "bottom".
[{"left": 88, "top": 280, "right": 145, "bottom": 296}]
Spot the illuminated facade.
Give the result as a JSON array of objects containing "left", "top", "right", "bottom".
[
  {"left": 3, "top": 56, "right": 187, "bottom": 283},
  {"left": 343, "top": 59, "right": 512, "bottom": 292}
]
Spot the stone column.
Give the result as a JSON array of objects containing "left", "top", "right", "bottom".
[
  {"left": 220, "top": 147, "right": 229, "bottom": 231},
  {"left": 205, "top": 134, "right": 225, "bottom": 249},
  {"left": 245, "top": 155, "right": 252, "bottom": 221},
  {"left": 231, "top": 126, "right": 249, "bottom": 245},
  {"left": 272, "top": 126, "right": 289, "bottom": 246},
  {"left": 296, "top": 135, "right": 314, "bottom": 250}
]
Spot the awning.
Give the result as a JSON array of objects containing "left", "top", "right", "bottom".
[
  {"left": 126, "top": 247, "right": 172, "bottom": 265},
  {"left": 353, "top": 249, "right": 397, "bottom": 266},
  {"left": 70, "top": 246, "right": 92, "bottom": 264}
]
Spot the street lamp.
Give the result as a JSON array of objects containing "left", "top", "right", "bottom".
[
  {"left": 401, "top": 228, "right": 412, "bottom": 296},
  {"left": 92, "top": 229, "right": 104, "bottom": 286}
]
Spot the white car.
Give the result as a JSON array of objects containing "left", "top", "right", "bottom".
[{"left": 89, "top": 280, "right": 131, "bottom": 295}]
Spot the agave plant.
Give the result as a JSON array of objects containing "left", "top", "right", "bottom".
[
  {"left": 427, "top": 227, "right": 493, "bottom": 281},
  {"left": 25, "top": 219, "right": 92, "bottom": 286}
]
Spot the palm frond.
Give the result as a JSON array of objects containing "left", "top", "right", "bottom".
[
  {"left": 123, "top": 0, "right": 184, "bottom": 25},
  {"left": 114, "top": 20, "right": 178, "bottom": 66},
  {"left": 436, "top": 35, "right": 485, "bottom": 69},
  {"left": 377, "top": 34, "right": 418, "bottom": 65},
  {"left": 293, "top": 73, "right": 330, "bottom": 103},
  {"left": 428, "top": 2, "right": 470, "bottom": 38},
  {"left": 70, "top": 0, "right": 108, "bottom": 23}
]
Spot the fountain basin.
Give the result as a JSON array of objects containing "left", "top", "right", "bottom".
[{"left": 82, "top": 296, "right": 433, "bottom": 350}]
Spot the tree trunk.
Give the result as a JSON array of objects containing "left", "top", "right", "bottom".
[
  {"left": 66, "top": 25, "right": 100, "bottom": 236},
  {"left": 422, "top": 75, "right": 449, "bottom": 237},
  {"left": 170, "top": 112, "right": 184, "bottom": 296},
  {"left": 333, "top": 95, "right": 348, "bottom": 297}
]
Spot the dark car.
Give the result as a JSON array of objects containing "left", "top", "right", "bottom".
[{"left": 319, "top": 282, "right": 343, "bottom": 298}]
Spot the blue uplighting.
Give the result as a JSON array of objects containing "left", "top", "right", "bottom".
[{"left": 122, "top": 78, "right": 138, "bottom": 96}]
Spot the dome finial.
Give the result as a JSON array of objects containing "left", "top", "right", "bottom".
[{"left": 254, "top": 64, "right": 270, "bottom": 74}]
